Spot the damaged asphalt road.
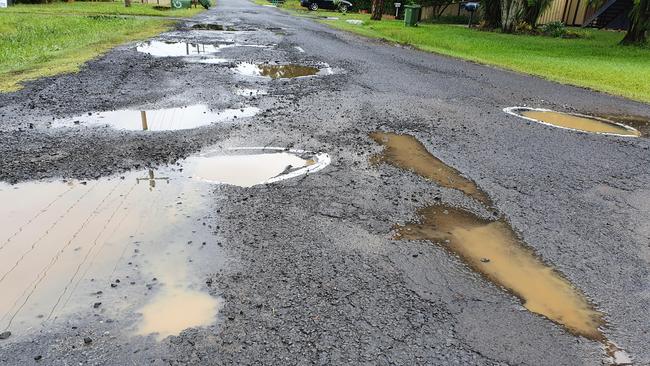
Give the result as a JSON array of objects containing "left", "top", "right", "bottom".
[{"left": 1, "top": 0, "right": 650, "bottom": 365}]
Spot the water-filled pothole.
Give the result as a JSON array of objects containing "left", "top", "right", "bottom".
[
  {"left": 137, "top": 41, "right": 271, "bottom": 58},
  {"left": 370, "top": 132, "right": 491, "bottom": 207},
  {"left": 371, "top": 131, "right": 631, "bottom": 365},
  {"left": 0, "top": 147, "right": 330, "bottom": 339},
  {"left": 50, "top": 105, "right": 259, "bottom": 131},
  {"left": 396, "top": 205, "right": 604, "bottom": 340},
  {"left": 136, "top": 40, "right": 221, "bottom": 57},
  {"left": 188, "top": 148, "right": 330, "bottom": 187},
  {"left": 504, "top": 107, "right": 640, "bottom": 137},
  {"left": 234, "top": 63, "right": 329, "bottom": 79}
]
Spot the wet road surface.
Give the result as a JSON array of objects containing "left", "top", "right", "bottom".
[{"left": 1, "top": 0, "right": 650, "bottom": 365}]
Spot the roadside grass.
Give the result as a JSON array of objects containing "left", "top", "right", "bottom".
[
  {"left": 263, "top": 0, "right": 650, "bottom": 103},
  {"left": 0, "top": 13, "right": 171, "bottom": 92},
  {"left": 1, "top": 2, "right": 205, "bottom": 18}
]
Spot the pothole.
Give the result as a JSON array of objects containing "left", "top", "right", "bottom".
[
  {"left": 0, "top": 146, "right": 330, "bottom": 339},
  {"left": 504, "top": 107, "right": 640, "bottom": 137},
  {"left": 233, "top": 63, "right": 331, "bottom": 79},
  {"left": 186, "top": 147, "right": 331, "bottom": 188},
  {"left": 50, "top": 105, "right": 259, "bottom": 131},
  {"left": 136, "top": 40, "right": 221, "bottom": 57},
  {"left": 372, "top": 131, "right": 632, "bottom": 365},
  {"left": 370, "top": 132, "right": 492, "bottom": 208},
  {"left": 396, "top": 204, "right": 604, "bottom": 340},
  {"left": 597, "top": 114, "right": 650, "bottom": 137},
  {"left": 184, "top": 57, "right": 229, "bottom": 64},
  {"left": 136, "top": 41, "right": 271, "bottom": 58},
  {"left": 191, "top": 23, "right": 230, "bottom": 31}
]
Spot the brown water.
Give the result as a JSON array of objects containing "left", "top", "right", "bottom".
[
  {"left": 396, "top": 205, "right": 605, "bottom": 341},
  {"left": 370, "top": 132, "right": 492, "bottom": 207},
  {"left": 0, "top": 148, "right": 330, "bottom": 338},
  {"left": 599, "top": 114, "right": 650, "bottom": 137},
  {"left": 373, "top": 131, "right": 632, "bottom": 364},
  {"left": 520, "top": 110, "right": 640, "bottom": 137},
  {"left": 234, "top": 63, "right": 321, "bottom": 79}
]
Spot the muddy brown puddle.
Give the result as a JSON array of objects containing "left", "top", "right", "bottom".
[
  {"left": 234, "top": 62, "right": 329, "bottom": 79},
  {"left": 505, "top": 107, "right": 640, "bottom": 137},
  {"left": 372, "top": 131, "right": 631, "bottom": 364},
  {"left": 50, "top": 105, "right": 259, "bottom": 131},
  {"left": 370, "top": 132, "right": 491, "bottom": 207},
  {"left": 0, "top": 148, "right": 330, "bottom": 340}
]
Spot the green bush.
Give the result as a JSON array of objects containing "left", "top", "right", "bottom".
[{"left": 541, "top": 21, "right": 567, "bottom": 37}]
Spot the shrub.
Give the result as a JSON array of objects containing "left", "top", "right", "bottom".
[{"left": 541, "top": 21, "right": 567, "bottom": 37}]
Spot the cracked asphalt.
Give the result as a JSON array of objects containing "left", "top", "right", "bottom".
[{"left": 1, "top": 0, "right": 650, "bottom": 364}]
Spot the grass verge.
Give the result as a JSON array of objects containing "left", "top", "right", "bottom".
[
  {"left": 0, "top": 1, "right": 206, "bottom": 92},
  {"left": 1, "top": 2, "right": 205, "bottom": 18},
  {"left": 263, "top": 0, "right": 650, "bottom": 103}
]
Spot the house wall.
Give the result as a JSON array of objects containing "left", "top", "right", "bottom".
[{"left": 420, "top": 3, "right": 471, "bottom": 21}]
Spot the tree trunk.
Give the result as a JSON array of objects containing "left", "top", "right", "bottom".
[
  {"left": 481, "top": 0, "right": 502, "bottom": 29},
  {"left": 621, "top": 0, "right": 648, "bottom": 44},
  {"left": 501, "top": 0, "right": 524, "bottom": 32},
  {"left": 371, "top": 0, "right": 384, "bottom": 20},
  {"left": 125, "top": 0, "right": 132, "bottom": 7}
]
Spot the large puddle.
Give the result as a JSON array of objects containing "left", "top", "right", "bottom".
[
  {"left": 50, "top": 105, "right": 259, "bottom": 131},
  {"left": 234, "top": 63, "right": 329, "bottom": 79},
  {"left": 395, "top": 205, "right": 604, "bottom": 340},
  {"left": 370, "top": 132, "right": 492, "bottom": 207},
  {"left": 0, "top": 147, "right": 330, "bottom": 340},
  {"left": 371, "top": 131, "right": 631, "bottom": 364},
  {"left": 504, "top": 107, "right": 640, "bottom": 137}
]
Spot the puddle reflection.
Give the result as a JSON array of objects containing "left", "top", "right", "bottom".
[
  {"left": 234, "top": 63, "right": 328, "bottom": 79},
  {"left": 0, "top": 147, "right": 330, "bottom": 337},
  {"left": 51, "top": 105, "right": 259, "bottom": 131}
]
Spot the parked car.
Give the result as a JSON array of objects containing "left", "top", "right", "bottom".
[{"left": 300, "top": 0, "right": 353, "bottom": 12}]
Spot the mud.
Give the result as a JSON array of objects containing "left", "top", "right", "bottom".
[
  {"left": 370, "top": 132, "right": 492, "bottom": 207},
  {"left": 51, "top": 105, "right": 259, "bottom": 131}
]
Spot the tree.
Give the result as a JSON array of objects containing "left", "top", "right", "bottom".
[
  {"left": 523, "top": 0, "right": 553, "bottom": 26},
  {"left": 371, "top": 0, "right": 384, "bottom": 20},
  {"left": 125, "top": 0, "right": 131, "bottom": 7},
  {"left": 481, "top": 0, "right": 502, "bottom": 28},
  {"left": 621, "top": 0, "right": 649, "bottom": 44},
  {"left": 500, "top": 0, "right": 525, "bottom": 32}
]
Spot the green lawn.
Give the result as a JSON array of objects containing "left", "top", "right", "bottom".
[
  {"left": 267, "top": 0, "right": 650, "bottom": 103},
  {"left": 0, "top": 2, "right": 207, "bottom": 92},
  {"left": 2, "top": 2, "right": 205, "bottom": 17}
]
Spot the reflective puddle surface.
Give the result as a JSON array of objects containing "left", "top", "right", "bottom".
[
  {"left": 137, "top": 41, "right": 271, "bottom": 58},
  {"left": 395, "top": 205, "right": 604, "bottom": 340},
  {"left": 50, "top": 105, "right": 259, "bottom": 131},
  {"left": 188, "top": 148, "right": 331, "bottom": 188},
  {"left": 370, "top": 132, "right": 492, "bottom": 207},
  {"left": 137, "top": 41, "right": 221, "bottom": 57},
  {"left": 371, "top": 131, "right": 631, "bottom": 364},
  {"left": 234, "top": 63, "right": 326, "bottom": 79},
  {"left": 505, "top": 107, "right": 640, "bottom": 137},
  {"left": 0, "top": 148, "right": 330, "bottom": 340}
]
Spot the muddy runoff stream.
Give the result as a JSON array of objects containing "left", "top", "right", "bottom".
[
  {"left": 371, "top": 132, "right": 631, "bottom": 365},
  {"left": 0, "top": 148, "right": 330, "bottom": 341}
]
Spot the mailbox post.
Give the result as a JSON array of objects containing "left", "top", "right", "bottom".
[
  {"left": 394, "top": 2, "right": 401, "bottom": 18},
  {"left": 0, "top": 0, "right": 7, "bottom": 8}
]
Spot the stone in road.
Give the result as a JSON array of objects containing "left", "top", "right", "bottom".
[{"left": 0, "top": 0, "right": 649, "bottom": 364}]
